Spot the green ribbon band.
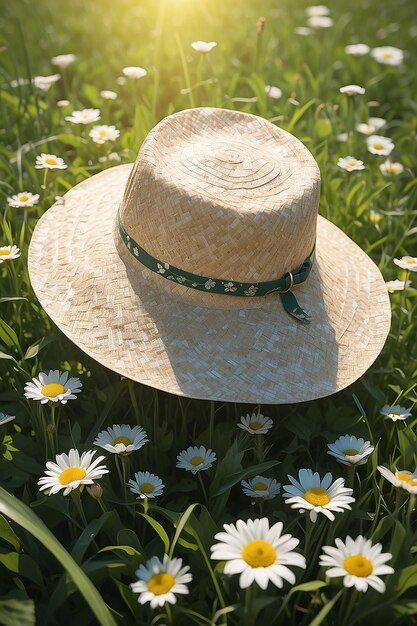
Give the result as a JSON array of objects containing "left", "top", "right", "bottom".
[{"left": 118, "top": 209, "right": 314, "bottom": 324}]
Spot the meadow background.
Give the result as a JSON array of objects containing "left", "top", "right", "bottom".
[{"left": 0, "top": 0, "right": 417, "bottom": 624}]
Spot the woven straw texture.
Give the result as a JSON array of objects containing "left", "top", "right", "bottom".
[{"left": 28, "top": 108, "right": 391, "bottom": 404}]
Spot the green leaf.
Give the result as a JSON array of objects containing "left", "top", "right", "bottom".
[
  {"left": 211, "top": 460, "right": 279, "bottom": 497},
  {"left": 0, "top": 319, "right": 20, "bottom": 349},
  {"left": 392, "top": 562, "right": 417, "bottom": 594},
  {"left": 71, "top": 513, "right": 111, "bottom": 563},
  {"left": 0, "top": 486, "right": 117, "bottom": 626},
  {"left": 139, "top": 513, "right": 170, "bottom": 553},
  {"left": 0, "top": 551, "right": 19, "bottom": 572},
  {"left": 168, "top": 503, "right": 199, "bottom": 558},
  {"left": 0, "top": 514, "right": 20, "bottom": 550},
  {"left": 0, "top": 298, "right": 28, "bottom": 304},
  {"left": 23, "top": 335, "right": 56, "bottom": 360},
  {"left": 0, "top": 598, "right": 35, "bottom": 626},
  {"left": 98, "top": 545, "right": 141, "bottom": 557},
  {"left": 286, "top": 98, "right": 317, "bottom": 132},
  {"left": 55, "top": 133, "right": 86, "bottom": 148},
  {"left": 291, "top": 581, "right": 327, "bottom": 593}
]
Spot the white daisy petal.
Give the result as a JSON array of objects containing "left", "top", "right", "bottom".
[
  {"left": 320, "top": 535, "right": 393, "bottom": 593},
  {"left": 210, "top": 517, "right": 306, "bottom": 589},
  {"left": 130, "top": 554, "right": 191, "bottom": 607}
]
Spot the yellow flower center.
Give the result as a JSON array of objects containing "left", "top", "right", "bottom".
[
  {"left": 343, "top": 449, "right": 359, "bottom": 456},
  {"left": 242, "top": 540, "right": 276, "bottom": 568},
  {"left": 0, "top": 250, "right": 11, "bottom": 256},
  {"left": 252, "top": 482, "right": 268, "bottom": 491},
  {"left": 249, "top": 421, "right": 262, "bottom": 430},
  {"left": 372, "top": 143, "right": 385, "bottom": 150},
  {"left": 382, "top": 52, "right": 393, "bottom": 59},
  {"left": 343, "top": 554, "right": 373, "bottom": 577},
  {"left": 396, "top": 472, "right": 417, "bottom": 486},
  {"left": 147, "top": 572, "right": 175, "bottom": 595},
  {"left": 304, "top": 487, "right": 330, "bottom": 506},
  {"left": 45, "top": 157, "right": 58, "bottom": 165},
  {"left": 112, "top": 436, "right": 132, "bottom": 447},
  {"left": 406, "top": 259, "right": 416, "bottom": 265},
  {"left": 140, "top": 482, "right": 155, "bottom": 494},
  {"left": 99, "top": 129, "right": 108, "bottom": 137},
  {"left": 41, "top": 383, "right": 65, "bottom": 398},
  {"left": 59, "top": 467, "right": 87, "bottom": 485},
  {"left": 190, "top": 455, "right": 204, "bottom": 466},
  {"left": 19, "top": 194, "right": 29, "bottom": 201},
  {"left": 389, "top": 412, "right": 402, "bottom": 418},
  {"left": 348, "top": 160, "right": 358, "bottom": 166}
]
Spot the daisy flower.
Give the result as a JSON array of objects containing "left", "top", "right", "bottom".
[
  {"left": 294, "top": 27, "right": 312, "bottom": 36},
  {"left": 337, "top": 157, "right": 365, "bottom": 172},
  {"left": 369, "top": 210, "right": 383, "bottom": 225},
  {"left": 51, "top": 54, "right": 77, "bottom": 68},
  {"left": 33, "top": 74, "right": 60, "bottom": 92},
  {"left": 336, "top": 132, "right": 348, "bottom": 142},
  {"left": 0, "top": 413, "right": 15, "bottom": 426},
  {"left": 38, "top": 449, "right": 108, "bottom": 496},
  {"left": 377, "top": 466, "right": 417, "bottom": 494},
  {"left": 130, "top": 554, "right": 192, "bottom": 608},
  {"left": 89, "top": 125, "right": 120, "bottom": 144},
  {"left": 35, "top": 153, "right": 67, "bottom": 170},
  {"left": 371, "top": 46, "right": 403, "bottom": 66},
  {"left": 380, "top": 160, "right": 404, "bottom": 176},
  {"left": 265, "top": 85, "right": 282, "bottom": 99},
  {"left": 7, "top": 192, "right": 39, "bottom": 208},
  {"left": 241, "top": 476, "right": 281, "bottom": 500},
  {"left": 65, "top": 108, "right": 101, "bottom": 124},
  {"left": 307, "top": 16, "right": 333, "bottom": 28},
  {"left": 0, "top": 245, "right": 21, "bottom": 263},
  {"left": 24, "top": 370, "right": 82, "bottom": 404},
  {"left": 210, "top": 518, "right": 306, "bottom": 589},
  {"left": 366, "top": 135, "right": 394, "bottom": 156},
  {"left": 176, "top": 445, "right": 216, "bottom": 474},
  {"left": 128, "top": 471, "right": 164, "bottom": 499},
  {"left": 327, "top": 435, "right": 374, "bottom": 466},
  {"left": 122, "top": 66, "right": 147, "bottom": 79},
  {"left": 393, "top": 256, "right": 417, "bottom": 272},
  {"left": 282, "top": 469, "right": 355, "bottom": 522},
  {"left": 94, "top": 424, "right": 148, "bottom": 455},
  {"left": 345, "top": 43, "right": 370, "bottom": 56},
  {"left": 238, "top": 413, "right": 273, "bottom": 435},
  {"left": 356, "top": 117, "right": 386, "bottom": 135},
  {"left": 100, "top": 90, "right": 118, "bottom": 100},
  {"left": 339, "top": 84, "right": 366, "bottom": 96},
  {"left": 191, "top": 41, "right": 217, "bottom": 53},
  {"left": 10, "top": 78, "right": 30, "bottom": 88},
  {"left": 380, "top": 404, "right": 412, "bottom": 421},
  {"left": 319, "top": 536, "right": 394, "bottom": 593},
  {"left": 305, "top": 5, "right": 330, "bottom": 16},
  {"left": 385, "top": 279, "right": 411, "bottom": 293}
]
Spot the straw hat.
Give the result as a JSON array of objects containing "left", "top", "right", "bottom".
[{"left": 28, "top": 107, "right": 391, "bottom": 404}]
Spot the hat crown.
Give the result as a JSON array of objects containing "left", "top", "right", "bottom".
[{"left": 119, "top": 108, "right": 320, "bottom": 283}]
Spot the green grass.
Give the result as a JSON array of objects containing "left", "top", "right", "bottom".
[{"left": 1, "top": 0, "right": 417, "bottom": 624}]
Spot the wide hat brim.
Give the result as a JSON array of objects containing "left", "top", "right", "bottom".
[{"left": 28, "top": 164, "right": 391, "bottom": 404}]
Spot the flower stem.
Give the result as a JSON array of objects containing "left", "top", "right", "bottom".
[
  {"left": 165, "top": 602, "right": 173, "bottom": 625},
  {"left": 71, "top": 488, "right": 88, "bottom": 527},
  {"left": 255, "top": 434, "right": 264, "bottom": 463},
  {"left": 194, "top": 533, "right": 226, "bottom": 612},
  {"left": 346, "top": 465, "right": 356, "bottom": 489},
  {"left": 197, "top": 471, "right": 208, "bottom": 507}
]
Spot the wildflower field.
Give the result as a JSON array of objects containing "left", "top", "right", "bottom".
[{"left": 1, "top": 0, "right": 417, "bottom": 624}]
